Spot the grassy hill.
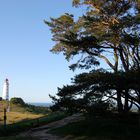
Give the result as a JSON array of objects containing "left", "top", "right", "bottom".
[
  {"left": 0, "top": 100, "right": 8, "bottom": 112},
  {"left": 0, "top": 100, "right": 49, "bottom": 114},
  {"left": 0, "top": 100, "right": 67, "bottom": 137},
  {"left": 0, "top": 111, "right": 43, "bottom": 125},
  {"left": 0, "top": 100, "right": 50, "bottom": 125}
]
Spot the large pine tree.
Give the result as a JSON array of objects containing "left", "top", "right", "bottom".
[{"left": 46, "top": 0, "right": 140, "bottom": 112}]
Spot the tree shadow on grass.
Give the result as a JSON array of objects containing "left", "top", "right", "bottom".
[{"left": 49, "top": 113, "right": 140, "bottom": 140}]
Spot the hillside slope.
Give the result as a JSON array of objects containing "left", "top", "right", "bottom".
[
  {"left": 0, "top": 100, "right": 50, "bottom": 125},
  {"left": 0, "top": 100, "right": 49, "bottom": 114}
]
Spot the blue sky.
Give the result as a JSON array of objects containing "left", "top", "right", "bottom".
[{"left": 0, "top": 0, "right": 87, "bottom": 103}]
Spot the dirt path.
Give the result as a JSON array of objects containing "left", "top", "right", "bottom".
[{"left": 20, "top": 113, "right": 84, "bottom": 140}]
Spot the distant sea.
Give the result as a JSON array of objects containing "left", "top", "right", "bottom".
[
  {"left": 27, "top": 103, "right": 138, "bottom": 111},
  {"left": 27, "top": 102, "right": 53, "bottom": 107}
]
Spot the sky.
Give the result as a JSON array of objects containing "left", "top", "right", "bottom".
[{"left": 0, "top": 0, "right": 88, "bottom": 103}]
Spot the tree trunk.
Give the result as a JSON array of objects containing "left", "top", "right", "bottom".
[
  {"left": 117, "top": 89, "right": 123, "bottom": 112},
  {"left": 124, "top": 89, "right": 129, "bottom": 112}
]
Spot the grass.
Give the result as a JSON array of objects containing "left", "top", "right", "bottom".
[
  {"left": 0, "top": 111, "right": 67, "bottom": 137},
  {"left": 50, "top": 112, "right": 140, "bottom": 140},
  {"left": 0, "top": 100, "right": 68, "bottom": 137},
  {"left": 0, "top": 100, "right": 49, "bottom": 126},
  {"left": 0, "top": 101, "right": 50, "bottom": 115},
  {"left": 0, "top": 136, "right": 36, "bottom": 140},
  {"left": 0, "top": 112, "right": 43, "bottom": 125}
]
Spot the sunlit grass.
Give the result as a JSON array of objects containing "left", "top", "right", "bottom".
[
  {"left": 0, "top": 100, "right": 67, "bottom": 138},
  {"left": 0, "top": 100, "right": 46, "bottom": 125},
  {"left": 0, "top": 111, "right": 67, "bottom": 137},
  {"left": 0, "top": 111, "right": 43, "bottom": 125}
]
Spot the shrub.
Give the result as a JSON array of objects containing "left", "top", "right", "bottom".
[
  {"left": 10, "top": 97, "right": 25, "bottom": 106},
  {"left": 0, "top": 97, "right": 2, "bottom": 101}
]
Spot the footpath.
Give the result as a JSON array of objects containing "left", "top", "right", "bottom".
[{"left": 20, "top": 113, "right": 84, "bottom": 140}]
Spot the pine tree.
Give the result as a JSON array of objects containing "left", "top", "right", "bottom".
[{"left": 46, "top": 0, "right": 140, "bottom": 112}]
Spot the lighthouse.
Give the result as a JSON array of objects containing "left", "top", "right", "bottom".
[{"left": 2, "top": 78, "right": 9, "bottom": 101}]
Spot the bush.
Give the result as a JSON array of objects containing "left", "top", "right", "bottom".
[
  {"left": 0, "top": 97, "right": 2, "bottom": 101},
  {"left": 10, "top": 97, "right": 25, "bottom": 106}
]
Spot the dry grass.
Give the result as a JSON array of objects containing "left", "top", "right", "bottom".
[
  {"left": 0, "top": 111, "right": 43, "bottom": 125},
  {"left": 0, "top": 100, "right": 48, "bottom": 125},
  {"left": 0, "top": 101, "right": 8, "bottom": 111}
]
